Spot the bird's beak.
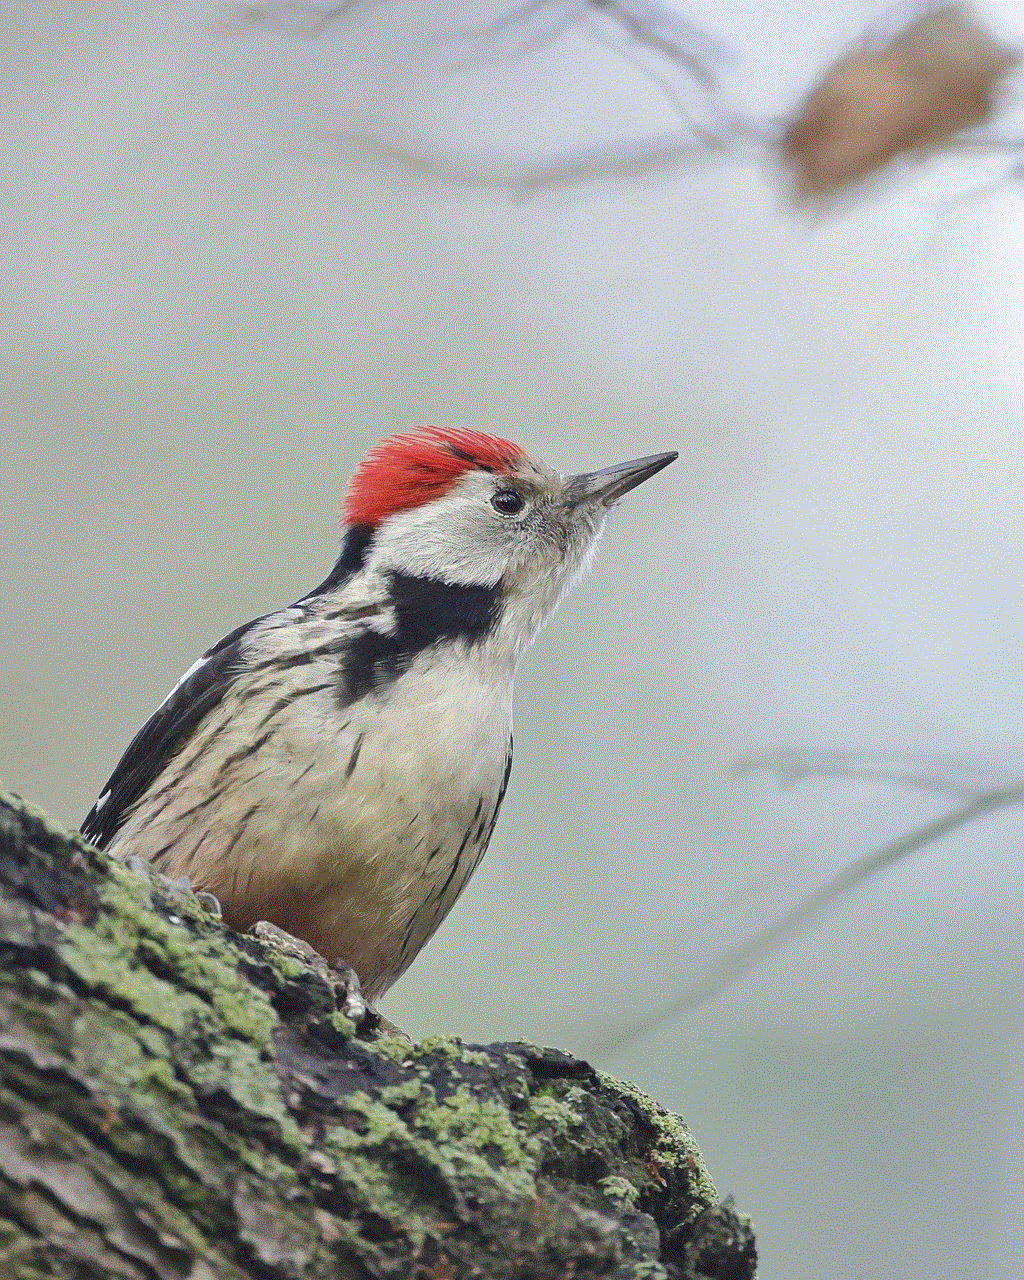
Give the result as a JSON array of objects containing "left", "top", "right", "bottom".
[{"left": 565, "top": 451, "right": 678, "bottom": 508}]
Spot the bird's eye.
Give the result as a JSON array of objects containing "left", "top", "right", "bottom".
[{"left": 491, "top": 488, "right": 525, "bottom": 516}]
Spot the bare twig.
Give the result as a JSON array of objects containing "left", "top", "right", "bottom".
[
  {"left": 219, "top": 0, "right": 371, "bottom": 35},
  {"left": 588, "top": 754, "right": 1024, "bottom": 1058},
  {"left": 328, "top": 127, "right": 760, "bottom": 195},
  {"left": 453, "top": 0, "right": 589, "bottom": 61},
  {"left": 222, "top": 0, "right": 1024, "bottom": 203},
  {"left": 465, "top": 0, "right": 728, "bottom": 84},
  {"left": 588, "top": 0, "right": 731, "bottom": 89},
  {"left": 465, "top": 0, "right": 731, "bottom": 127},
  {"left": 737, "top": 748, "right": 1022, "bottom": 801}
]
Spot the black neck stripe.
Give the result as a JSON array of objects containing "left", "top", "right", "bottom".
[{"left": 339, "top": 572, "right": 501, "bottom": 706}]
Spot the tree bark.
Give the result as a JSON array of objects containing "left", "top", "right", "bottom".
[{"left": 0, "top": 791, "right": 756, "bottom": 1279}]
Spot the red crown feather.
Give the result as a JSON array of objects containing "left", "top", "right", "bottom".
[{"left": 344, "top": 427, "right": 525, "bottom": 527}]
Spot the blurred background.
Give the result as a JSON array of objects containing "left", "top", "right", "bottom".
[{"left": 3, "top": 2, "right": 1022, "bottom": 1276}]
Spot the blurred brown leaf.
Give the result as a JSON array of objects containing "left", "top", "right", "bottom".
[{"left": 781, "top": 4, "right": 1019, "bottom": 199}]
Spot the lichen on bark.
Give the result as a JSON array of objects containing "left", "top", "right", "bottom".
[{"left": 0, "top": 791, "right": 756, "bottom": 1279}]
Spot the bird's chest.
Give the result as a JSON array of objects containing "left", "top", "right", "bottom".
[
  {"left": 285, "top": 658, "right": 513, "bottom": 993},
  {"left": 278, "top": 653, "right": 512, "bottom": 885},
  {"left": 350, "top": 657, "right": 512, "bottom": 813}
]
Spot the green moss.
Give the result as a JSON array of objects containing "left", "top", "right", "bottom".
[
  {"left": 328, "top": 1089, "right": 417, "bottom": 1148},
  {"left": 323, "top": 1079, "right": 544, "bottom": 1234},
  {"left": 325, "top": 1011, "right": 359, "bottom": 1041},
  {"left": 599, "top": 1175, "right": 640, "bottom": 1210},
  {"left": 414, "top": 1035, "right": 492, "bottom": 1068},
  {"left": 187, "top": 1038, "right": 306, "bottom": 1156},
  {"left": 320, "top": 1092, "right": 458, "bottom": 1252},
  {"left": 137, "top": 928, "right": 277, "bottom": 1040},
  {"left": 623, "top": 1263, "right": 670, "bottom": 1280},
  {"left": 600, "top": 1074, "right": 717, "bottom": 1200},
  {"left": 58, "top": 921, "right": 193, "bottom": 1032},
  {"left": 527, "top": 1088, "right": 584, "bottom": 1129},
  {"left": 71, "top": 1004, "right": 192, "bottom": 1105},
  {"left": 201, "top": 975, "right": 278, "bottom": 1043},
  {"left": 85, "top": 860, "right": 279, "bottom": 1043},
  {"left": 51, "top": 908, "right": 306, "bottom": 1167},
  {"left": 364, "top": 1031, "right": 417, "bottom": 1062},
  {"left": 1, "top": 974, "right": 65, "bottom": 1054},
  {"left": 413, "top": 1084, "right": 534, "bottom": 1172},
  {"left": 51, "top": 855, "right": 289, "bottom": 1128}
]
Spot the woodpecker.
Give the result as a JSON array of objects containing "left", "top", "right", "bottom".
[{"left": 82, "top": 428, "right": 676, "bottom": 1005}]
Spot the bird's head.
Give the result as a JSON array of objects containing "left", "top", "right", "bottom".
[{"left": 342, "top": 427, "right": 677, "bottom": 658}]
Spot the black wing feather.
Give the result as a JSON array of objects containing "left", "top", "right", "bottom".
[
  {"left": 80, "top": 619, "right": 259, "bottom": 849},
  {"left": 80, "top": 525, "right": 377, "bottom": 850}
]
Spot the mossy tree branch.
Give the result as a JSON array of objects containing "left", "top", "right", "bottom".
[{"left": 0, "top": 791, "right": 755, "bottom": 1279}]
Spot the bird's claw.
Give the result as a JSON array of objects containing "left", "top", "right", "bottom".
[{"left": 249, "top": 920, "right": 371, "bottom": 1027}]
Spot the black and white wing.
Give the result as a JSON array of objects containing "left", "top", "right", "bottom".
[
  {"left": 80, "top": 618, "right": 259, "bottom": 849},
  {"left": 80, "top": 524, "right": 377, "bottom": 850}
]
